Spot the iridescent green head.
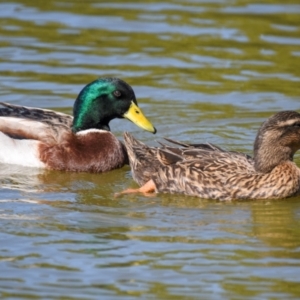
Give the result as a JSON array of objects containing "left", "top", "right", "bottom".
[{"left": 72, "top": 78, "right": 156, "bottom": 134}]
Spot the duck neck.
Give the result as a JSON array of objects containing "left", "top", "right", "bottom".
[
  {"left": 71, "top": 96, "right": 112, "bottom": 133},
  {"left": 254, "top": 139, "right": 294, "bottom": 173},
  {"left": 72, "top": 111, "right": 111, "bottom": 133}
]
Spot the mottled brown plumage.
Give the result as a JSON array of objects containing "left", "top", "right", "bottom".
[{"left": 122, "top": 111, "right": 300, "bottom": 200}]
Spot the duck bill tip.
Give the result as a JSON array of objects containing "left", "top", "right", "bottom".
[{"left": 124, "top": 101, "right": 156, "bottom": 134}]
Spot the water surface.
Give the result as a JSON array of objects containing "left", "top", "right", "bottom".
[{"left": 0, "top": 0, "right": 300, "bottom": 299}]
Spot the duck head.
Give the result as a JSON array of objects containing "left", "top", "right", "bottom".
[
  {"left": 72, "top": 78, "right": 156, "bottom": 134},
  {"left": 254, "top": 110, "right": 300, "bottom": 173}
]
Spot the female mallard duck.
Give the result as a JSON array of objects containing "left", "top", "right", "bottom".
[
  {"left": 120, "top": 111, "right": 300, "bottom": 200},
  {"left": 0, "top": 78, "right": 156, "bottom": 172}
]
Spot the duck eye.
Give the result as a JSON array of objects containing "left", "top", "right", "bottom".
[{"left": 113, "top": 90, "right": 121, "bottom": 98}]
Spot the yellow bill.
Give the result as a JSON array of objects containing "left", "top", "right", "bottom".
[{"left": 123, "top": 101, "right": 156, "bottom": 134}]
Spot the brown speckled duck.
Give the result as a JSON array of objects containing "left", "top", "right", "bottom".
[
  {"left": 0, "top": 78, "right": 156, "bottom": 172},
  {"left": 119, "top": 111, "right": 300, "bottom": 200}
]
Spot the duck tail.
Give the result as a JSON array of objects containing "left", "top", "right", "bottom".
[
  {"left": 123, "top": 132, "right": 160, "bottom": 186},
  {"left": 123, "top": 132, "right": 147, "bottom": 162}
]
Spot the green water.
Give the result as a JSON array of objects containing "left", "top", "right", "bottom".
[{"left": 0, "top": 0, "right": 300, "bottom": 299}]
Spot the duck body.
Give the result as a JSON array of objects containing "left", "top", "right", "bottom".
[
  {"left": 122, "top": 111, "right": 300, "bottom": 200},
  {"left": 0, "top": 78, "right": 156, "bottom": 172}
]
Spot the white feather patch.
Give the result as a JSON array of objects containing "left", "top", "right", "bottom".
[
  {"left": 0, "top": 132, "right": 45, "bottom": 168},
  {"left": 76, "top": 129, "right": 108, "bottom": 135}
]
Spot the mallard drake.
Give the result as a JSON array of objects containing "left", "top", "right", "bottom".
[
  {"left": 0, "top": 78, "right": 156, "bottom": 172},
  {"left": 120, "top": 111, "right": 300, "bottom": 200}
]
